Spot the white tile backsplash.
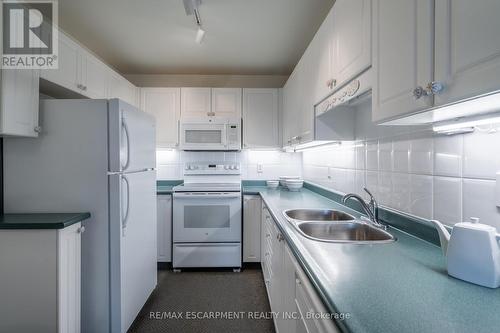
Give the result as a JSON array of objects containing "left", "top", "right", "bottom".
[
  {"left": 409, "top": 175, "right": 433, "bottom": 219},
  {"left": 463, "top": 179, "right": 500, "bottom": 229},
  {"left": 156, "top": 149, "right": 302, "bottom": 181},
  {"left": 302, "top": 129, "right": 500, "bottom": 231},
  {"left": 434, "top": 135, "right": 463, "bottom": 177},
  {"left": 433, "top": 177, "right": 462, "bottom": 226},
  {"left": 366, "top": 141, "right": 379, "bottom": 171},
  {"left": 409, "top": 138, "right": 434, "bottom": 175},
  {"left": 463, "top": 130, "right": 500, "bottom": 180}
]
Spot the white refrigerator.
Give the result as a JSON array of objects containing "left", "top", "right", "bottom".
[{"left": 3, "top": 99, "right": 157, "bottom": 333}]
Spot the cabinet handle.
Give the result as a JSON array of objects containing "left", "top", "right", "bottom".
[
  {"left": 296, "top": 278, "right": 301, "bottom": 285},
  {"left": 78, "top": 226, "right": 86, "bottom": 234},
  {"left": 412, "top": 86, "right": 427, "bottom": 100},
  {"left": 326, "top": 79, "right": 337, "bottom": 89},
  {"left": 277, "top": 233, "right": 284, "bottom": 242},
  {"left": 413, "top": 82, "right": 445, "bottom": 99},
  {"left": 427, "top": 81, "right": 444, "bottom": 95},
  {"left": 34, "top": 126, "right": 42, "bottom": 133},
  {"left": 83, "top": 85, "right": 88, "bottom": 91}
]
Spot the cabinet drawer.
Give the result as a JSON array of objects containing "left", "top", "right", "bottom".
[{"left": 173, "top": 243, "right": 241, "bottom": 268}]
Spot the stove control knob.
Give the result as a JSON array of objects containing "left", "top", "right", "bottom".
[
  {"left": 185, "top": 165, "right": 191, "bottom": 170},
  {"left": 224, "top": 165, "right": 229, "bottom": 170},
  {"left": 235, "top": 165, "right": 240, "bottom": 170}
]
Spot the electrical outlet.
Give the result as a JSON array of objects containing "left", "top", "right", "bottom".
[{"left": 257, "top": 164, "right": 263, "bottom": 173}]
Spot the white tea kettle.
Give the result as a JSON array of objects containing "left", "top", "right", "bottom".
[{"left": 430, "top": 218, "right": 500, "bottom": 288}]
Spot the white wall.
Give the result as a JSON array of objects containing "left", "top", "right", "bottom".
[
  {"left": 303, "top": 99, "right": 500, "bottom": 230},
  {"left": 156, "top": 150, "right": 302, "bottom": 181}
]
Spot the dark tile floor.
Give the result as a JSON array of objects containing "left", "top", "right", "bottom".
[{"left": 128, "top": 266, "right": 275, "bottom": 333}]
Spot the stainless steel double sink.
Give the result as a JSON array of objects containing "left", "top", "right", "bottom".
[{"left": 283, "top": 209, "right": 396, "bottom": 244}]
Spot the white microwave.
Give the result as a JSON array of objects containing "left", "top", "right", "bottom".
[{"left": 180, "top": 118, "right": 241, "bottom": 151}]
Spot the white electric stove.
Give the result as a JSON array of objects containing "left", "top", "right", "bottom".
[{"left": 172, "top": 162, "right": 242, "bottom": 272}]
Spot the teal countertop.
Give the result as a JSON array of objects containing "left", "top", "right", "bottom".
[
  {"left": 243, "top": 186, "right": 500, "bottom": 333},
  {"left": 157, "top": 180, "right": 183, "bottom": 194},
  {"left": 0, "top": 213, "right": 91, "bottom": 229}
]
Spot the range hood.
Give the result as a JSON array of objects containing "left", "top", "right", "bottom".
[{"left": 291, "top": 70, "right": 373, "bottom": 151}]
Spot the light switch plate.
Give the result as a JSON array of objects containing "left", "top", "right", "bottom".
[
  {"left": 257, "top": 164, "right": 263, "bottom": 173},
  {"left": 496, "top": 172, "right": 500, "bottom": 207}
]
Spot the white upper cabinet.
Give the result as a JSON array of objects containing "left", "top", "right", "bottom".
[
  {"left": 434, "top": 0, "right": 500, "bottom": 107},
  {"left": 41, "top": 31, "right": 81, "bottom": 93},
  {"left": 80, "top": 49, "right": 108, "bottom": 99},
  {"left": 212, "top": 88, "right": 242, "bottom": 118},
  {"left": 331, "top": 0, "right": 372, "bottom": 87},
  {"left": 1, "top": 69, "right": 40, "bottom": 137},
  {"left": 310, "top": 8, "right": 334, "bottom": 105},
  {"left": 372, "top": 0, "right": 434, "bottom": 122},
  {"left": 243, "top": 88, "right": 279, "bottom": 149},
  {"left": 141, "top": 88, "right": 181, "bottom": 148},
  {"left": 107, "top": 71, "right": 138, "bottom": 107},
  {"left": 180, "top": 87, "right": 212, "bottom": 118},
  {"left": 282, "top": 66, "right": 302, "bottom": 147},
  {"left": 374, "top": 0, "right": 500, "bottom": 123}
]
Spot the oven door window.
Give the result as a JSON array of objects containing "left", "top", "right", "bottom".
[
  {"left": 184, "top": 205, "right": 230, "bottom": 229},
  {"left": 185, "top": 130, "right": 223, "bottom": 144}
]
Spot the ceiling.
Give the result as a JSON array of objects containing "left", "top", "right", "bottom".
[{"left": 59, "top": 0, "right": 334, "bottom": 75}]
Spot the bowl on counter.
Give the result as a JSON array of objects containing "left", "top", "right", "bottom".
[
  {"left": 285, "top": 179, "right": 304, "bottom": 192},
  {"left": 279, "top": 176, "right": 301, "bottom": 188},
  {"left": 266, "top": 180, "right": 279, "bottom": 189}
]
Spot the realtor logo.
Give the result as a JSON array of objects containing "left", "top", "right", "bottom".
[{"left": 2, "top": 0, "right": 58, "bottom": 69}]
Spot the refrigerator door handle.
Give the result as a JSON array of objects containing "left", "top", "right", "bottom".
[
  {"left": 121, "top": 117, "right": 131, "bottom": 171},
  {"left": 121, "top": 175, "right": 130, "bottom": 236}
]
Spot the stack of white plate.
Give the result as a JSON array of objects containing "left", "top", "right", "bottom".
[
  {"left": 285, "top": 179, "right": 304, "bottom": 192},
  {"left": 279, "top": 176, "right": 301, "bottom": 188},
  {"left": 266, "top": 180, "right": 279, "bottom": 189}
]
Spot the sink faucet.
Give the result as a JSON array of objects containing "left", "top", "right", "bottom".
[{"left": 342, "top": 188, "right": 385, "bottom": 229}]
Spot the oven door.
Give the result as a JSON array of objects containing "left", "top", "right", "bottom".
[
  {"left": 173, "top": 192, "right": 242, "bottom": 242},
  {"left": 180, "top": 123, "right": 227, "bottom": 150}
]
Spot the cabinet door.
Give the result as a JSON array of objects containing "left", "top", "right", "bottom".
[
  {"left": 311, "top": 8, "right": 335, "bottom": 104},
  {"left": 108, "top": 72, "right": 138, "bottom": 107},
  {"left": 180, "top": 87, "right": 211, "bottom": 118},
  {"left": 80, "top": 50, "right": 108, "bottom": 99},
  {"left": 435, "top": 0, "right": 500, "bottom": 106},
  {"left": 1, "top": 69, "right": 40, "bottom": 137},
  {"left": 157, "top": 195, "right": 172, "bottom": 262},
  {"left": 298, "top": 48, "right": 315, "bottom": 145},
  {"left": 282, "top": 245, "right": 298, "bottom": 333},
  {"left": 282, "top": 67, "right": 302, "bottom": 146},
  {"left": 372, "top": 0, "right": 434, "bottom": 122},
  {"left": 243, "top": 89, "right": 279, "bottom": 149},
  {"left": 41, "top": 32, "right": 81, "bottom": 93},
  {"left": 212, "top": 88, "right": 242, "bottom": 118},
  {"left": 332, "top": 0, "right": 372, "bottom": 87},
  {"left": 141, "top": 88, "right": 181, "bottom": 148},
  {"left": 243, "top": 195, "right": 262, "bottom": 262},
  {"left": 58, "top": 223, "right": 82, "bottom": 333}
]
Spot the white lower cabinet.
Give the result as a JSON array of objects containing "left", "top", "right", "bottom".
[
  {"left": 261, "top": 203, "right": 339, "bottom": 333},
  {"left": 157, "top": 195, "right": 172, "bottom": 262},
  {"left": 0, "top": 223, "right": 83, "bottom": 333},
  {"left": 243, "top": 195, "right": 262, "bottom": 262}
]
